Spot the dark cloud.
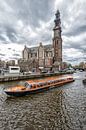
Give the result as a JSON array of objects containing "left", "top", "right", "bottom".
[
  {"left": 0, "top": 53, "right": 5, "bottom": 56},
  {"left": 8, "top": 48, "right": 11, "bottom": 50},
  {"left": 63, "top": 40, "right": 85, "bottom": 51},
  {"left": 0, "top": 35, "right": 6, "bottom": 41},
  {"left": 13, "top": 54, "right": 20, "bottom": 56},
  {"left": 63, "top": 25, "right": 86, "bottom": 36},
  {"left": 0, "top": 0, "right": 86, "bottom": 64},
  {"left": 9, "top": 57, "right": 19, "bottom": 60}
]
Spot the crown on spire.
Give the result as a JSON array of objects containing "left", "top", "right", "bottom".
[{"left": 54, "top": 10, "right": 61, "bottom": 27}]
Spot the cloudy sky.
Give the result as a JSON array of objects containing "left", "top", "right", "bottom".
[{"left": 0, "top": 0, "right": 86, "bottom": 64}]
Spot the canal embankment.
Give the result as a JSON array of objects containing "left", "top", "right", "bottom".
[
  {"left": 0, "top": 72, "right": 86, "bottom": 130},
  {"left": 0, "top": 72, "right": 73, "bottom": 83}
]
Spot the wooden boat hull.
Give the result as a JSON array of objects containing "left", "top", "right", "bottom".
[
  {"left": 4, "top": 91, "right": 27, "bottom": 97},
  {"left": 4, "top": 79, "right": 74, "bottom": 97},
  {"left": 4, "top": 86, "right": 50, "bottom": 97}
]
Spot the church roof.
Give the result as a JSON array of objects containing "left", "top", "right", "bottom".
[
  {"left": 44, "top": 44, "right": 53, "bottom": 51},
  {"left": 24, "top": 44, "right": 53, "bottom": 54},
  {"left": 30, "top": 47, "right": 38, "bottom": 53}
]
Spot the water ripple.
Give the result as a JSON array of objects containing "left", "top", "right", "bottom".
[{"left": 0, "top": 72, "right": 86, "bottom": 130}]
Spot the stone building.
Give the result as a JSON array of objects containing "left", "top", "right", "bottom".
[
  {"left": 0, "top": 60, "right": 6, "bottom": 68},
  {"left": 6, "top": 60, "right": 15, "bottom": 69},
  {"left": 18, "top": 10, "right": 62, "bottom": 72}
]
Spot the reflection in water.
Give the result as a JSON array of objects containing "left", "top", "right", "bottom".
[{"left": 0, "top": 72, "right": 86, "bottom": 130}]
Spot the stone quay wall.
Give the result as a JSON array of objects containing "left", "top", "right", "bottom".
[{"left": 0, "top": 72, "right": 73, "bottom": 83}]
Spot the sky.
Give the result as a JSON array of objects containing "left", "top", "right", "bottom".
[{"left": 0, "top": 0, "right": 86, "bottom": 65}]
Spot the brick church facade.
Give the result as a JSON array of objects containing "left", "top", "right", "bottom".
[{"left": 18, "top": 10, "right": 62, "bottom": 72}]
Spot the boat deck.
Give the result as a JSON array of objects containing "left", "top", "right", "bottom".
[{"left": 6, "top": 76, "right": 74, "bottom": 92}]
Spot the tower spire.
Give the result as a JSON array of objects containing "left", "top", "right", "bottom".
[
  {"left": 53, "top": 10, "right": 61, "bottom": 38},
  {"left": 54, "top": 10, "right": 61, "bottom": 27},
  {"left": 53, "top": 10, "right": 62, "bottom": 69}
]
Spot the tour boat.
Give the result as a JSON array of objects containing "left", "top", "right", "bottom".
[{"left": 4, "top": 76, "right": 75, "bottom": 97}]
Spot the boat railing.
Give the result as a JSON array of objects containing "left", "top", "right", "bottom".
[{"left": 26, "top": 77, "right": 74, "bottom": 90}]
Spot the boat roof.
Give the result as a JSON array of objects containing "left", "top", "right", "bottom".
[{"left": 26, "top": 75, "right": 73, "bottom": 85}]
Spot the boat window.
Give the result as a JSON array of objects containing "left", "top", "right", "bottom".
[
  {"left": 53, "top": 80, "right": 54, "bottom": 83},
  {"left": 36, "top": 84, "right": 40, "bottom": 87},
  {"left": 48, "top": 81, "right": 50, "bottom": 85},
  {"left": 57, "top": 80, "right": 60, "bottom": 82},
  {"left": 24, "top": 82, "right": 29, "bottom": 87},
  {"left": 32, "top": 84, "right": 36, "bottom": 88},
  {"left": 24, "top": 82, "right": 32, "bottom": 88},
  {"left": 39, "top": 83, "right": 43, "bottom": 86},
  {"left": 68, "top": 78, "right": 72, "bottom": 80},
  {"left": 43, "top": 82, "right": 47, "bottom": 85},
  {"left": 55, "top": 80, "right": 57, "bottom": 83},
  {"left": 29, "top": 84, "right": 32, "bottom": 88},
  {"left": 53, "top": 81, "right": 55, "bottom": 83}
]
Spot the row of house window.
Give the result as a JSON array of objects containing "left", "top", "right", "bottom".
[{"left": 26, "top": 52, "right": 53, "bottom": 59}]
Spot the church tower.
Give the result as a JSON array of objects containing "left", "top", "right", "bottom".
[{"left": 53, "top": 10, "right": 62, "bottom": 67}]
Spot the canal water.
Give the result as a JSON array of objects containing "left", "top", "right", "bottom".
[{"left": 0, "top": 72, "right": 86, "bottom": 130}]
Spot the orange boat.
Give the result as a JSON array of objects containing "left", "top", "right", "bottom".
[{"left": 4, "top": 76, "right": 75, "bottom": 97}]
